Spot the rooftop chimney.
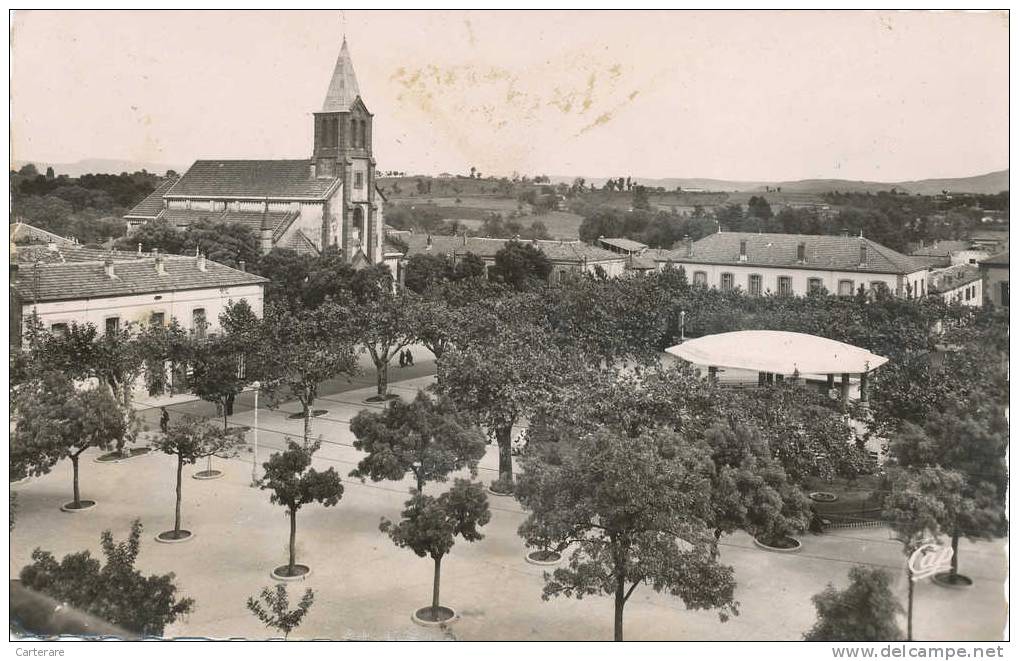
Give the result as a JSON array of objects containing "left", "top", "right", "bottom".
[
  {"left": 137, "top": 242, "right": 142, "bottom": 255},
  {"left": 739, "top": 239, "right": 748, "bottom": 262},
  {"left": 684, "top": 235, "right": 693, "bottom": 258},
  {"left": 797, "top": 242, "right": 806, "bottom": 263},
  {"left": 47, "top": 239, "right": 57, "bottom": 252},
  {"left": 426, "top": 234, "right": 432, "bottom": 250},
  {"left": 155, "top": 254, "right": 166, "bottom": 276},
  {"left": 841, "top": 228, "right": 849, "bottom": 237},
  {"left": 104, "top": 257, "right": 116, "bottom": 279},
  {"left": 860, "top": 241, "right": 868, "bottom": 265},
  {"left": 238, "top": 260, "right": 246, "bottom": 273},
  {"left": 197, "top": 253, "right": 207, "bottom": 272}
]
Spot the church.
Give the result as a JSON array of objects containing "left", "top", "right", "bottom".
[{"left": 124, "top": 38, "right": 384, "bottom": 265}]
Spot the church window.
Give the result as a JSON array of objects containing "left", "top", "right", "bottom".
[
  {"left": 354, "top": 172, "right": 364, "bottom": 190},
  {"left": 360, "top": 120, "right": 367, "bottom": 148},
  {"left": 350, "top": 119, "right": 358, "bottom": 147}
]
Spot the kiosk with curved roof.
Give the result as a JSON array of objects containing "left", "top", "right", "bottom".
[{"left": 665, "top": 330, "right": 888, "bottom": 408}]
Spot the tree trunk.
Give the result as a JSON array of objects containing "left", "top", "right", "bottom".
[
  {"left": 950, "top": 528, "right": 960, "bottom": 577},
  {"left": 174, "top": 454, "right": 183, "bottom": 534},
  {"left": 71, "top": 454, "right": 81, "bottom": 508},
  {"left": 432, "top": 555, "right": 442, "bottom": 621},
  {"left": 302, "top": 402, "right": 312, "bottom": 447},
  {"left": 376, "top": 359, "right": 388, "bottom": 397},
  {"left": 614, "top": 571, "right": 626, "bottom": 642},
  {"left": 288, "top": 507, "right": 297, "bottom": 575},
  {"left": 496, "top": 424, "right": 513, "bottom": 481}
]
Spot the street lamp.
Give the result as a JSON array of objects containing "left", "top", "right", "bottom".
[{"left": 250, "top": 381, "right": 261, "bottom": 487}]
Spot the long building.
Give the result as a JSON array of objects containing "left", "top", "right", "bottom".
[{"left": 654, "top": 231, "right": 929, "bottom": 298}]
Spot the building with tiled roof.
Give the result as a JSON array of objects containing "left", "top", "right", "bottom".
[
  {"left": 654, "top": 231, "right": 929, "bottom": 298},
  {"left": 11, "top": 252, "right": 267, "bottom": 348},
  {"left": 909, "top": 239, "right": 989, "bottom": 269},
  {"left": 927, "top": 264, "right": 983, "bottom": 307},
  {"left": 122, "top": 37, "right": 384, "bottom": 265},
  {"left": 598, "top": 237, "right": 648, "bottom": 255},
  {"left": 383, "top": 232, "right": 627, "bottom": 284},
  {"left": 979, "top": 250, "right": 1009, "bottom": 308},
  {"left": 10, "top": 221, "right": 76, "bottom": 247}
]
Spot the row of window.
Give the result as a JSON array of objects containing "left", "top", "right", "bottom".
[
  {"left": 49, "top": 309, "right": 208, "bottom": 339},
  {"left": 691, "top": 271, "right": 904, "bottom": 297}
]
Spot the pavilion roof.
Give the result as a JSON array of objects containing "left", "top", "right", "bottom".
[{"left": 665, "top": 330, "right": 888, "bottom": 375}]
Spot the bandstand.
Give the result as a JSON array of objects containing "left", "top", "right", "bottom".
[{"left": 664, "top": 330, "right": 888, "bottom": 410}]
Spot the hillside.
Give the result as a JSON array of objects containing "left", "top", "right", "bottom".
[
  {"left": 12, "top": 158, "right": 185, "bottom": 178},
  {"left": 550, "top": 170, "right": 1009, "bottom": 195}
]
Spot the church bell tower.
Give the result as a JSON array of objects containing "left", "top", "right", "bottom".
[{"left": 312, "top": 37, "right": 378, "bottom": 263}]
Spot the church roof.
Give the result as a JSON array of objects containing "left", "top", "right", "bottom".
[
  {"left": 166, "top": 160, "right": 339, "bottom": 200},
  {"left": 124, "top": 179, "right": 176, "bottom": 219},
  {"left": 321, "top": 38, "right": 362, "bottom": 113}
]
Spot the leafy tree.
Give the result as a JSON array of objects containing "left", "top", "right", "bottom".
[
  {"left": 346, "top": 290, "right": 420, "bottom": 401},
  {"left": 350, "top": 390, "right": 486, "bottom": 492},
  {"left": 436, "top": 322, "right": 572, "bottom": 487},
  {"left": 516, "top": 427, "right": 738, "bottom": 641},
  {"left": 12, "top": 372, "right": 126, "bottom": 509},
  {"left": 404, "top": 253, "right": 450, "bottom": 294},
  {"left": 113, "top": 219, "right": 186, "bottom": 255},
  {"left": 183, "top": 219, "right": 260, "bottom": 268},
  {"left": 254, "top": 248, "right": 314, "bottom": 309},
  {"left": 257, "top": 439, "right": 344, "bottom": 577},
  {"left": 803, "top": 567, "right": 904, "bottom": 641},
  {"left": 153, "top": 418, "right": 246, "bottom": 539},
  {"left": 886, "top": 398, "right": 1007, "bottom": 584},
  {"left": 631, "top": 185, "right": 650, "bottom": 211},
  {"left": 747, "top": 195, "right": 774, "bottom": 220},
  {"left": 254, "top": 304, "right": 358, "bottom": 445},
  {"left": 247, "top": 585, "right": 315, "bottom": 640},
  {"left": 703, "top": 419, "right": 812, "bottom": 544},
  {"left": 381, "top": 479, "right": 490, "bottom": 621},
  {"left": 489, "top": 240, "right": 552, "bottom": 289},
  {"left": 19, "top": 520, "right": 194, "bottom": 636}
]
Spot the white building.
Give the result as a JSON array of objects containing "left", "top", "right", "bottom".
[
  {"left": 927, "top": 264, "right": 983, "bottom": 307},
  {"left": 655, "top": 231, "right": 929, "bottom": 298},
  {"left": 11, "top": 250, "right": 266, "bottom": 344}
]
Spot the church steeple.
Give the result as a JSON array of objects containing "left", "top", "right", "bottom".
[{"left": 321, "top": 37, "right": 361, "bottom": 112}]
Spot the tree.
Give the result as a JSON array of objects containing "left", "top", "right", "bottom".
[
  {"left": 436, "top": 322, "right": 572, "bottom": 488},
  {"left": 404, "top": 253, "right": 450, "bottom": 294},
  {"left": 113, "top": 219, "right": 186, "bottom": 255},
  {"left": 631, "top": 185, "right": 650, "bottom": 211},
  {"left": 22, "top": 316, "right": 146, "bottom": 456},
  {"left": 347, "top": 290, "right": 420, "bottom": 401},
  {"left": 12, "top": 372, "right": 126, "bottom": 510},
  {"left": 350, "top": 390, "right": 486, "bottom": 492},
  {"left": 152, "top": 418, "right": 246, "bottom": 540},
  {"left": 381, "top": 479, "right": 490, "bottom": 621},
  {"left": 254, "top": 304, "right": 358, "bottom": 445},
  {"left": 257, "top": 439, "right": 344, "bottom": 577},
  {"left": 803, "top": 567, "right": 904, "bottom": 641},
  {"left": 19, "top": 520, "right": 194, "bottom": 636},
  {"left": 246, "top": 585, "right": 315, "bottom": 640},
  {"left": 747, "top": 195, "right": 774, "bottom": 219},
  {"left": 183, "top": 218, "right": 261, "bottom": 269},
  {"left": 518, "top": 427, "right": 738, "bottom": 641},
  {"left": 886, "top": 394, "right": 1008, "bottom": 584},
  {"left": 703, "top": 419, "right": 813, "bottom": 545},
  {"left": 489, "top": 240, "right": 552, "bottom": 289},
  {"left": 254, "top": 248, "right": 314, "bottom": 309}
]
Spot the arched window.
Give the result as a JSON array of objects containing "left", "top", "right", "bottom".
[
  {"left": 360, "top": 120, "right": 367, "bottom": 148},
  {"left": 352, "top": 207, "right": 365, "bottom": 244},
  {"left": 350, "top": 119, "right": 357, "bottom": 146}
]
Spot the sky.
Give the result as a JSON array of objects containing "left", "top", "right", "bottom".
[{"left": 10, "top": 10, "right": 1009, "bottom": 182}]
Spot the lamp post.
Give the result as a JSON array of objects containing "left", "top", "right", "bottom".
[
  {"left": 250, "top": 381, "right": 260, "bottom": 487},
  {"left": 679, "top": 310, "right": 686, "bottom": 343}
]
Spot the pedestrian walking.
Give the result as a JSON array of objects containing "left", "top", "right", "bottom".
[
  {"left": 406, "top": 349, "right": 414, "bottom": 366},
  {"left": 398, "top": 350, "right": 406, "bottom": 368},
  {"left": 160, "top": 407, "right": 170, "bottom": 434}
]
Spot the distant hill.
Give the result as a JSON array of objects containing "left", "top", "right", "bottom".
[
  {"left": 551, "top": 170, "right": 1009, "bottom": 195},
  {"left": 12, "top": 158, "right": 186, "bottom": 178}
]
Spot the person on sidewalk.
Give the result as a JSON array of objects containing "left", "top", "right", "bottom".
[
  {"left": 398, "top": 350, "right": 406, "bottom": 368},
  {"left": 405, "top": 349, "right": 414, "bottom": 367},
  {"left": 159, "top": 407, "right": 170, "bottom": 434}
]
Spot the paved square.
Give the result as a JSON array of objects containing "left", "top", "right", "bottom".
[{"left": 10, "top": 371, "right": 1008, "bottom": 641}]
